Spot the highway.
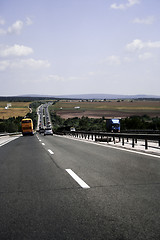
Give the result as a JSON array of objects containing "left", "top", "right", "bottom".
[{"left": 1, "top": 133, "right": 160, "bottom": 239}]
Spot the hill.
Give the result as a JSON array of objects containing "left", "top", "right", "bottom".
[{"left": 18, "top": 93, "right": 160, "bottom": 100}]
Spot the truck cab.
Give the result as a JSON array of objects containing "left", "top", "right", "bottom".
[{"left": 106, "top": 119, "right": 120, "bottom": 132}]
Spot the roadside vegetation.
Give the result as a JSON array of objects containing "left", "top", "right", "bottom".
[
  {"left": 49, "top": 111, "right": 106, "bottom": 132},
  {"left": 49, "top": 110, "right": 160, "bottom": 132}
]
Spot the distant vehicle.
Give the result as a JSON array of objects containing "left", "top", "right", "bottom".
[
  {"left": 70, "top": 127, "right": 76, "bottom": 131},
  {"left": 44, "top": 128, "right": 53, "bottom": 136},
  {"left": 106, "top": 119, "right": 120, "bottom": 132},
  {"left": 21, "top": 118, "right": 34, "bottom": 136},
  {"left": 39, "top": 128, "right": 45, "bottom": 134}
]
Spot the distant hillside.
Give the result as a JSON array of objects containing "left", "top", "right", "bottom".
[
  {"left": 55, "top": 94, "right": 160, "bottom": 100},
  {"left": 18, "top": 93, "right": 160, "bottom": 100},
  {"left": 1, "top": 93, "right": 160, "bottom": 101}
]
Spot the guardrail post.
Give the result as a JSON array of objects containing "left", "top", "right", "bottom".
[
  {"left": 132, "top": 138, "right": 134, "bottom": 148},
  {"left": 145, "top": 139, "right": 148, "bottom": 149}
]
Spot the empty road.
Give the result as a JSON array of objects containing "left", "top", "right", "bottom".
[{"left": 0, "top": 134, "right": 160, "bottom": 239}]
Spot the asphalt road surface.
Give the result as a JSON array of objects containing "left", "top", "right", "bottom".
[{"left": 0, "top": 134, "right": 160, "bottom": 240}]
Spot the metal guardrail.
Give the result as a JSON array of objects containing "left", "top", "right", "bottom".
[{"left": 61, "top": 131, "right": 160, "bottom": 150}]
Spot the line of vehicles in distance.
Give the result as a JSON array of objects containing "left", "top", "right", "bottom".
[
  {"left": 38, "top": 103, "right": 53, "bottom": 136},
  {"left": 21, "top": 102, "right": 53, "bottom": 136}
]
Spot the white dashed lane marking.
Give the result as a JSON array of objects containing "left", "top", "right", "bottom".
[
  {"left": 66, "top": 169, "right": 90, "bottom": 189},
  {"left": 48, "top": 149, "right": 54, "bottom": 155}
]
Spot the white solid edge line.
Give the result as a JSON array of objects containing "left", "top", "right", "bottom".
[
  {"left": 48, "top": 149, "right": 54, "bottom": 154},
  {"left": 0, "top": 136, "right": 20, "bottom": 147},
  {"left": 66, "top": 169, "right": 90, "bottom": 189}
]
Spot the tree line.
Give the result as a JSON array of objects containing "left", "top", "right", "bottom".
[{"left": 50, "top": 110, "right": 160, "bottom": 132}]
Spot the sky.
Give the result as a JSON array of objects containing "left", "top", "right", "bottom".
[{"left": 0, "top": 0, "right": 160, "bottom": 96}]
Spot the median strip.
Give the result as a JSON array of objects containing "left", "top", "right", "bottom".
[{"left": 65, "top": 169, "right": 90, "bottom": 189}]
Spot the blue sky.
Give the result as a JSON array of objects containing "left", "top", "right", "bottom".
[{"left": 0, "top": 0, "right": 160, "bottom": 96}]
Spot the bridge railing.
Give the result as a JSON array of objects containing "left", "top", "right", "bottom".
[{"left": 60, "top": 131, "right": 160, "bottom": 150}]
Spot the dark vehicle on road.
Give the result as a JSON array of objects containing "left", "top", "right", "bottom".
[{"left": 106, "top": 119, "right": 120, "bottom": 132}]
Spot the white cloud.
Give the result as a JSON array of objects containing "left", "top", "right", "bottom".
[
  {"left": 67, "top": 76, "right": 87, "bottom": 81},
  {"left": 0, "top": 60, "right": 9, "bottom": 71},
  {"left": 111, "top": 3, "right": 126, "bottom": 10},
  {"left": 147, "top": 41, "right": 160, "bottom": 48},
  {"left": 111, "top": 0, "right": 140, "bottom": 10},
  {"left": 0, "top": 44, "right": 33, "bottom": 57},
  {"left": 88, "top": 72, "right": 96, "bottom": 76},
  {"left": 0, "top": 18, "right": 33, "bottom": 36},
  {"left": 26, "top": 17, "right": 33, "bottom": 26},
  {"left": 13, "top": 58, "right": 50, "bottom": 69},
  {"left": 138, "top": 52, "right": 152, "bottom": 60},
  {"left": 133, "top": 16, "right": 155, "bottom": 25},
  {"left": 0, "top": 17, "right": 5, "bottom": 25},
  {"left": 126, "top": 39, "right": 160, "bottom": 51},
  {"left": 105, "top": 55, "right": 121, "bottom": 65},
  {"left": 126, "top": 39, "right": 144, "bottom": 51},
  {"left": 0, "top": 28, "right": 6, "bottom": 35},
  {"left": 47, "top": 74, "right": 88, "bottom": 83},
  {"left": 7, "top": 20, "right": 23, "bottom": 35},
  {"left": 48, "top": 74, "right": 64, "bottom": 81},
  {"left": 123, "top": 56, "right": 132, "bottom": 62},
  {"left": 0, "top": 58, "right": 50, "bottom": 71}
]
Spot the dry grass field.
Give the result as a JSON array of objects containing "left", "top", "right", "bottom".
[
  {"left": 51, "top": 100, "right": 160, "bottom": 119},
  {"left": 0, "top": 102, "right": 31, "bottom": 119}
]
